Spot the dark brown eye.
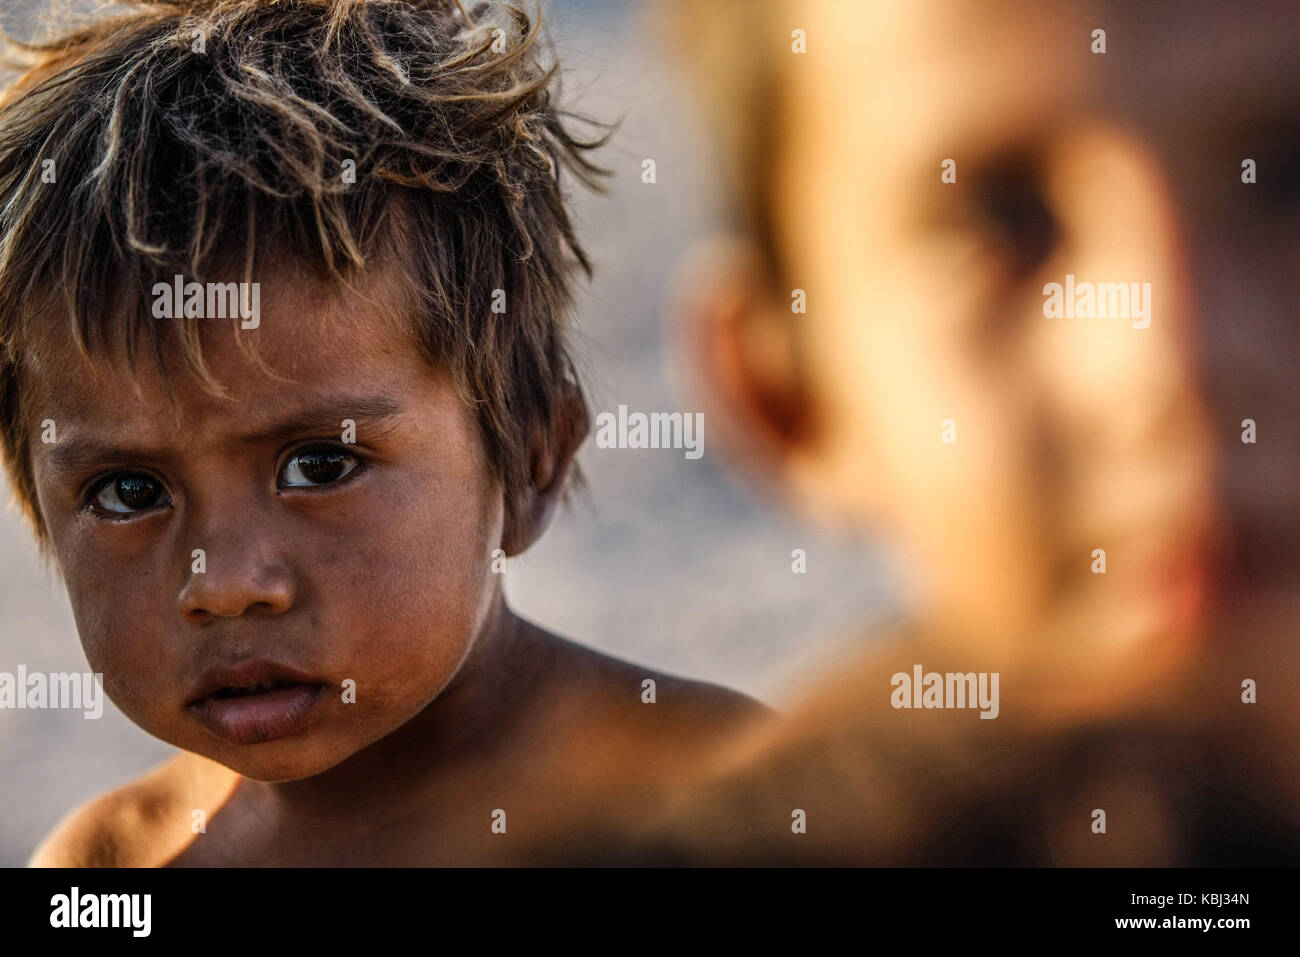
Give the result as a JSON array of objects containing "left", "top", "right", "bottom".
[
  {"left": 279, "top": 447, "right": 359, "bottom": 488},
  {"left": 973, "top": 165, "right": 1059, "bottom": 273},
  {"left": 89, "top": 473, "right": 169, "bottom": 515}
]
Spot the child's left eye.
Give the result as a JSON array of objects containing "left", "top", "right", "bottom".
[
  {"left": 969, "top": 160, "right": 1059, "bottom": 276},
  {"left": 278, "top": 447, "right": 362, "bottom": 489}
]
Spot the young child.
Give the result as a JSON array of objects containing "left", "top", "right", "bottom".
[
  {"left": 584, "top": 0, "right": 1300, "bottom": 863},
  {"left": 1, "top": 0, "right": 762, "bottom": 866}
]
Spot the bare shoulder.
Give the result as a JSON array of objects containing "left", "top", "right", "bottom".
[
  {"left": 28, "top": 751, "right": 238, "bottom": 868},
  {"left": 508, "top": 627, "right": 777, "bottom": 857},
  {"left": 536, "top": 630, "right": 774, "bottom": 736}
]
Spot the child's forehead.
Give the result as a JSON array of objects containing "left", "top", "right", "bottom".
[
  {"left": 22, "top": 313, "right": 463, "bottom": 487},
  {"left": 786, "top": 0, "right": 1287, "bottom": 130},
  {"left": 781, "top": 2, "right": 1086, "bottom": 155},
  {"left": 23, "top": 270, "right": 424, "bottom": 422}
]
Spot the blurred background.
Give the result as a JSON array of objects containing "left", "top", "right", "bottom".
[{"left": 0, "top": 0, "right": 896, "bottom": 865}]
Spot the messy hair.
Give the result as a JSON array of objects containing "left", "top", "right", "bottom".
[{"left": 0, "top": 0, "right": 607, "bottom": 543}]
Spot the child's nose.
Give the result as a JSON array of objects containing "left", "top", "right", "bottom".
[{"left": 176, "top": 543, "right": 296, "bottom": 623}]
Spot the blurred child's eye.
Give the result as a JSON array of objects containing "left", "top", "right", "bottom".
[
  {"left": 972, "top": 166, "right": 1059, "bottom": 274},
  {"left": 279, "top": 446, "right": 361, "bottom": 489},
  {"left": 86, "top": 473, "right": 170, "bottom": 516}
]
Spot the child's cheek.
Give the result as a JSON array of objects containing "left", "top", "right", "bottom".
[
  {"left": 68, "top": 594, "right": 175, "bottom": 726},
  {"left": 321, "top": 475, "right": 497, "bottom": 707}
]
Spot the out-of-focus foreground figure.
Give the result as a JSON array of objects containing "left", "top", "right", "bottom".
[{"left": 540, "top": 0, "right": 1300, "bottom": 864}]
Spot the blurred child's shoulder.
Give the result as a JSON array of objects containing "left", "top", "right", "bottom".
[{"left": 27, "top": 751, "right": 236, "bottom": 868}]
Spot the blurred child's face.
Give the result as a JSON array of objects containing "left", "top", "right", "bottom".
[
  {"left": 27, "top": 268, "right": 505, "bottom": 781},
  {"left": 705, "top": 0, "right": 1299, "bottom": 693}
]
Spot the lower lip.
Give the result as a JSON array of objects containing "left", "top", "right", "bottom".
[{"left": 190, "top": 683, "right": 324, "bottom": 746}]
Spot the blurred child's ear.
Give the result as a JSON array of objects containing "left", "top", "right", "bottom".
[
  {"left": 671, "top": 238, "right": 838, "bottom": 520},
  {"left": 500, "top": 379, "right": 589, "bottom": 556}
]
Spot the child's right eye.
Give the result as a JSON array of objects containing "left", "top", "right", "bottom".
[{"left": 85, "top": 473, "right": 171, "bottom": 517}]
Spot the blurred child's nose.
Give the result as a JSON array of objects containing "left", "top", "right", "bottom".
[{"left": 1045, "top": 124, "right": 1215, "bottom": 467}]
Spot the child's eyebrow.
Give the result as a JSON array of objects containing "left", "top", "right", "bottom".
[
  {"left": 235, "top": 394, "right": 405, "bottom": 446},
  {"left": 42, "top": 393, "right": 405, "bottom": 477}
]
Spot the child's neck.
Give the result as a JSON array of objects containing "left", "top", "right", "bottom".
[{"left": 237, "top": 601, "right": 547, "bottom": 828}]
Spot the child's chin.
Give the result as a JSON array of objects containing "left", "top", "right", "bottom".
[
  {"left": 215, "top": 749, "right": 351, "bottom": 783},
  {"left": 185, "top": 733, "right": 360, "bottom": 783}
]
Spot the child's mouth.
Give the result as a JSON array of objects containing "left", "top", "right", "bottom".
[
  {"left": 212, "top": 680, "right": 302, "bottom": 699},
  {"left": 188, "top": 661, "right": 327, "bottom": 746}
]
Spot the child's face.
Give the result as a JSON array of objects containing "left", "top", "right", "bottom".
[
  {"left": 27, "top": 269, "right": 505, "bottom": 781},
  {"left": 700, "top": 0, "right": 1299, "bottom": 691}
]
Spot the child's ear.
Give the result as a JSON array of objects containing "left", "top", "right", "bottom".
[
  {"left": 671, "top": 238, "right": 832, "bottom": 517},
  {"left": 500, "top": 379, "right": 589, "bottom": 556}
]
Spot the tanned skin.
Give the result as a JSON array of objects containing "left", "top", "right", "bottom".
[{"left": 25, "top": 265, "right": 765, "bottom": 867}]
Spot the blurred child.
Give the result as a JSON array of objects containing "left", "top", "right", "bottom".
[{"left": 592, "top": 0, "right": 1300, "bottom": 863}]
